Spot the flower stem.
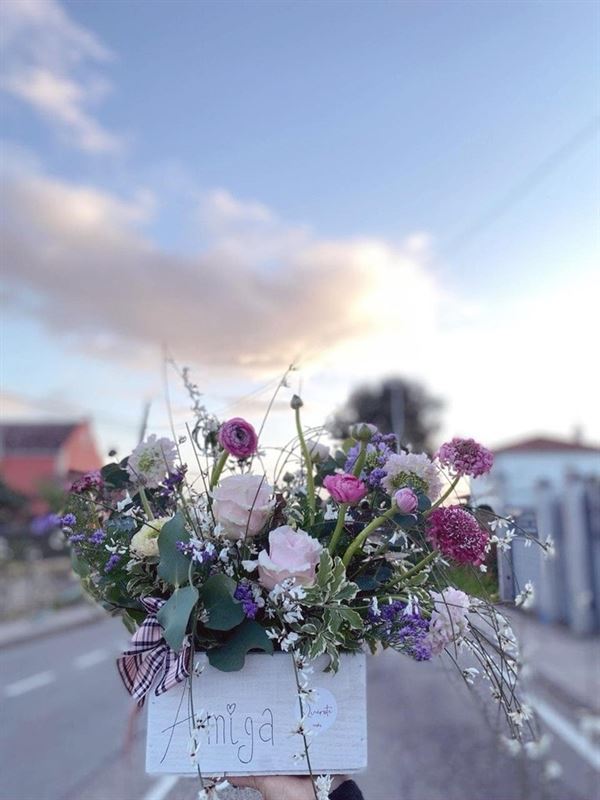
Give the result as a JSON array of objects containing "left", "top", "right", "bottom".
[
  {"left": 351, "top": 440, "right": 368, "bottom": 477},
  {"left": 294, "top": 406, "right": 316, "bottom": 525},
  {"left": 397, "top": 550, "right": 438, "bottom": 585},
  {"left": 342, "top": 505, "right": 397, "bottom": 568},
  {"left": 209, "top": 450, "right": 228, "bottom": 490},
  {"left": 328, "top": 503, "right": 348, "bottom": 555},
  {"left": 139, "top": 486, "right": 154, "bottom": 520},
  {"left": 424, "top": 476, "right": 460, "bottom": 516}
]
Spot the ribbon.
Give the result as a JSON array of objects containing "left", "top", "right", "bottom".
[{"left": 116, "top": 597, "right": 190, "bottom": 704}]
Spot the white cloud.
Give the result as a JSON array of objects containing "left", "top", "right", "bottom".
[
  {"left": 0, "top": 169, "right": 440, "bottom": 375},
  {"left": 0, "top": 0, "right": 122, "bottom": 153}
]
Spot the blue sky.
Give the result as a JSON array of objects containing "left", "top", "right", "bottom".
[{"left": 1, "top": 0, "right": 599, "bottom": 456}]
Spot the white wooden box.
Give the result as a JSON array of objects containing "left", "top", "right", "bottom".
[{"left": 146, "top": 652, "right": 367, "bottom": 776}]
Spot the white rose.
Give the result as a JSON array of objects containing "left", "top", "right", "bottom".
[
  {"left": 212, "top": 474, "right": 274, "bottom": 540},
  {"left": 130, "top": 517, "right": 171, "bottom": 558},
  {"left": 257, "top": 525, "right": 322, "bottom": 591},
  {"left": 306, "top": 439, "right": 330, "bottom": 463}
]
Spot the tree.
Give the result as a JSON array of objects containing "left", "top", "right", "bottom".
[{"left": 327, "top": 377, "right": 443, "bottom": 453}]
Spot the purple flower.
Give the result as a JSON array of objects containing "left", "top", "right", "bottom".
[
  {"left": 345, "top": 433, "right": 397, "bottom": 489},
  {"left": 218, "top": 418, "right": 258, "bottom": 459},
  {"left": 104, "top": 553, "right": 121, "bottom": 573},
  {"left": 234, "top": 581, "right": 261, "bottom": 619},
  {"left": 60, "top": 513, "right": 76, "bottom": 527},
  {"left": 176, "top": 539, "right": 216, "bottom": 565},
  {"left": 368, "top": 600, "right": 431, "bottom": 661},
  {"left": 394, "top": 487, "right": 419, "bottom": 514},
  {"left": 89, "top": 529, "right": 106, "bottom": 545},
  {"left": 159, "top": 466, "right": 188, "bottom": 498},
  {"left": 71, "top": 470, "right": 104, "bottom": 494},
  {"left": 30, "top": 513, "right": 61, "bottom": 536},
  {"left": 427, "top": 506, "right": 490, "bottom": 566},
  {"left": 437, "top": 438, "right": 494, "bottom": 478}
]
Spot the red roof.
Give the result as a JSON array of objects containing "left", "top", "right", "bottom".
[
  {"left": 494, "top": 436, "right": 600, "bottom": 455},
  {"left": 0, "top": 423, "right": 79, "bottom": 454}
]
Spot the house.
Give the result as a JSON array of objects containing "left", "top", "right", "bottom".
[{"left": 0, "top": 421, "right": 103, "bottom": 516}]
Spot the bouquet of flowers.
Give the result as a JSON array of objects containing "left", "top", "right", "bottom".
[{"left": 62, "top": 381, "right": 551, "bottom": 798}]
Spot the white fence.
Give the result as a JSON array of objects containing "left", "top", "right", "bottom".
[{"left": 497, "top": 475, "right": 600, "bottom": 634}]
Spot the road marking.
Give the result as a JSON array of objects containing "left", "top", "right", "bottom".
[
  {"left": 142, "top": 776, "right": 178, "bottom": 800},
  {"left": 4, "top": 670, "right": 55, "bottom": 698},
  {"left": 530, "top": 694, "right": 600, "bottom": 771},
  {"left": 74, "top": 648, "right": 109, "bottom": 669}
]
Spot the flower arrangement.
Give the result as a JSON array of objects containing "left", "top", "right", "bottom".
[{"left": 62, "top": 381, "right": 552, "bottom": 798}]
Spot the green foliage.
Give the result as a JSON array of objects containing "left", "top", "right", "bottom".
[
  {"left": 157, "top": 585, "right": 199, "bottom": 651},
  {"left": 207, "top": 620, "right": 274, "bottom": 671},
  {"left": 200, "top": 574, "right": 245, "bottom": 631},
  {"left": 305, "top": 551, "right": 359, "bottom": 605},
  {"left": 157, "top": 513, "right": 191, "bottom": 587},
  {"left": 101, "top": 461, "right": 131, "bottom": 489}
]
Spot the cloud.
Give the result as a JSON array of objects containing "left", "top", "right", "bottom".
[
  {"left": 0, "top": 169, "right": 441, "bottom": 375},
  {"left": 0, "top": 0, "right": 122, "bottom": 153}
]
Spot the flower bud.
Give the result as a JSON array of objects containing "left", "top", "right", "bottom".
[
  {"left": 394, "top": 487, "right": 419, "bottom": 515},
  {"left": 290, "top": 394, "right": 304, "bottom": 410},
  {"left": 350, "top": 422, "right": 377, "bottom": 442}
]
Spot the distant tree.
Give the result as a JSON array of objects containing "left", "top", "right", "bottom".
[{"left": 327, "top": 377, "right": 443, "bottom": 453}]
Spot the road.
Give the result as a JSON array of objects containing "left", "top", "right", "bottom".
[{"left": 1, "top": 616, "right": 598, "bottom": 800}]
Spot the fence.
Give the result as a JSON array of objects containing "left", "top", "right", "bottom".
[{"left": 497, "top": 475, "right": 600, "bottom": 634}]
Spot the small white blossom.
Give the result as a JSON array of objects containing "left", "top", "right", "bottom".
[
  {"left": 462, "top": 667, "right": 479, "bottom": 685},
  {"left": 524, "top": 734, "right": 551, "bottom": 759},
  {"left": 501, "top": 736, "right": 522, "bottom": 756},
  {"left": 515, "top": 582, "right": 535, "bottom": 609},
  {"left": 315, "top": 775, "right": 333, "bottom": 800},
  {"left": 543, "top": 760, "right": 563, "bottom": 781}
]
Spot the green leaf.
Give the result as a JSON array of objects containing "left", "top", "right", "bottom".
[
  {"left": 101, "top": 461, "right": 131, "bottom": 489},
  {"left": 70, "top": 550, "right": 89, "bottom": 577},
  {"left": 158, "top": 513, "right": 191, "bottom": 587},
  {"left": 207, "top": 620, "right": 274, "bottom": 672},
  {"left": 157, "top": 585, "right": 199, "bottom": 651},
  {"left": 200, "top": 574, "right": 245, "bottom": 631},
  {"left": 334, "top": 607, "right": 363, "bottom": 628}
]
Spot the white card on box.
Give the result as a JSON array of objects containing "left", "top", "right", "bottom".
[{"left": 146, "top": 652, "right": 367, "bottom": 775}]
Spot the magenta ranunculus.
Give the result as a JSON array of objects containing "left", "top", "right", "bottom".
[
  {"left": 323, "top": 473, "right": 367, "bottom": 505},
  {"left": 437, "top": 437, "right": 494, "bottom": 478},
  {"left": 218, "top": 417, "right": 258, "bottom": 458},
  {"left": 257, "top": 525, "right": 322, "bottom": 590},
  {"left": 394, "top": 487, "right": 419, "bottom": 514},
  {"left": 426, "top": 506, "right": 490, "bottom": 566}
]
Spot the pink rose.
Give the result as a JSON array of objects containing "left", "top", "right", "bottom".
[
  {"left": 212, "top": 474, "right": 274, "bottom": 540},
  {"left": 218, "top": 417, "right": 258, "bottom": 459},
  {"left": 394, "top": 487, "right": 419, "bottom": 514},
  {"left": 258, "top": 526, "right": 322, "bottom": 591},
  {"left": 323, "top": 473, "right": 367, "bottom": 505}
]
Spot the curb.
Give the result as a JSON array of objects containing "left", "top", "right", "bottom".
[{"left": 0, "top": 604, "right": 105, "bottom": 650}]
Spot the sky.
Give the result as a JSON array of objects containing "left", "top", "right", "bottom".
[{"left": 1, "top": 0, "right": 599, "bottom": 461}]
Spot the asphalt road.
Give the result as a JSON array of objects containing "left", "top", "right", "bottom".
[{"left": 1, "top": 617, "right": 597, "bottom": 800}]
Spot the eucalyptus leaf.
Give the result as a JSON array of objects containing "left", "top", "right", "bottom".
[
  {"left": 200, "top": 574, "right": 245, "bottom": 631},
  {"left": 207, "top": 620, "right": 274, "bottom": 672},
  {"left": 70, "top": 551, "right": 89, "bottom": 578},
  {"left": 157, "top": 585, "right": 199, "bottom": 652},
  {"left": 157, "top": 513, "right": 191, "bottom": 587}
]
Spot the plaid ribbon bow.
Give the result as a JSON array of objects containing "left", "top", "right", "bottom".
[{"left": 116, "top": 597, "right": 190, "bottom": 703}]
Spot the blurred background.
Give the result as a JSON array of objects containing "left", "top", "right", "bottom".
[{"left": 1, "top": 1, "right": 598, "bottom": 799}]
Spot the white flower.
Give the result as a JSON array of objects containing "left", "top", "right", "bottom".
[
  {"left": 515, "top": 581, "right": 535, "bottom": 609},
  {"left": 543, "top": 760, "right": 563, "bottom": 780},
  {"left": 127, "top": 434, "right": 177, "bottom": 487},
  {"left": 316, "top": 775, "right": 333, "bottom": 800},
  {"left": 130, "top": 517, "right": 172, "bottom": 558},
  {"left": 381, "top": 452, "right": 443, "bottom": 500},
  {"left": 427, "top": 587, "right": 470, "bottom": 655}
]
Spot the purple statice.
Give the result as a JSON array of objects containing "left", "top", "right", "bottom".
[
  {"left": 89, "top": 529, "right": 106, "bottom": 545},
  {"left": 234, "top": 581, "right": 262, "bottom": 619},
  {"left": 104, "top": 553, "right": 121, "bottom": 573},
  {"left": 367, "top": 599, "right": 431, "bottom": 661},
  {"left": 60, "top": 513, "right": 77, "bottom": 527},
  {"left": 176, "top": 538, "right": 216, "bottom": 565},
  {"left": 30, "top": 513, "right": 61, "bottom": 536},
  {"left": 345, "top": 432, "right": 397, "bottom": 489},
  {"left": 68, "top": 532, "right": 86, "bottom": 543},
  {"left": 437, "top": 438, "right": 494, "bottom": 478},
  {"left": 159, "top": 466, "right": 188, "bottom": 498}
]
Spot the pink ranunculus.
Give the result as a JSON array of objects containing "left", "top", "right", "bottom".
[
  {"left": 323, "top": 473, "right": 367, "bottom": 505},
  {"left": 394, "top": 487, "right": 419, "bottom": 514},
  {"left": 218, "top": 417, "right": 258, "bottom": 459},
  {"left": 257, "top": 525, "right": 322, "bottom": 591},
  {"left": 212, "top": 474, "right": 274, "bottom": 540}
]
